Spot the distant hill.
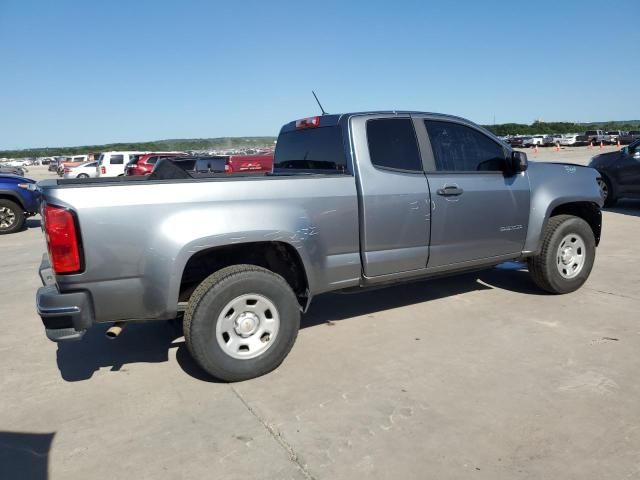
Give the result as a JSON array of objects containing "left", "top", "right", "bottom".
[{"left": 0, "top": 136, "right": 277, "bottom": 159}]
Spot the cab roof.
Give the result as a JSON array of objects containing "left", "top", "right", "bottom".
[{"left": 279, "top": 111, "right": 477, "bottom": 134}]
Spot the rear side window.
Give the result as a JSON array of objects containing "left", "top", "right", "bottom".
[
  {"left": 425, "top": 120, "right": 506, "bottom": 172},
  {"left": 274, "top": 126, "right": 347, "bottom": 173},
  {"left": 366, "top": 118, "right": 422, "bottom": 172},
  {"left": 110, "top": 154, "right": 124, "bottom": 165},
  {"left": 146, "top": 156, "right": 159, "bottom": 165}
]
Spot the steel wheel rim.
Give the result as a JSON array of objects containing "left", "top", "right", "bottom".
[
  {"left": 556, "top": 233, "right": 586, "bottom": 279},
  {"left": 596, "top": 178, "right": 608, "bottom": 201},
  {"left": 216, "top": 293, "right": 280, "bottom": 360},
  {"left": 0, "top": 206, "right": 16, "bottom": 229}
]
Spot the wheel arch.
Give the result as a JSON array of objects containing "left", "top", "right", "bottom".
[
  {"left": 596, "top": 169, "right": 616, "bottom": 196},
  {"left": 0, "top": 191, "right": 25, "bottom": 210},
  {"left": 178, "top": 241, "right": 312, "bottom": 310},
  {"left": 543, "top": 201, "right": 602, "bottom": 250}
]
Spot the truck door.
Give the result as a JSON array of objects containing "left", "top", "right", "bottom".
[
  {"left": 351, "top": 115, "right": 431, "bottom": 277},
  {"left": 416, "top": 117, "right": 530, "bottom": 268}
]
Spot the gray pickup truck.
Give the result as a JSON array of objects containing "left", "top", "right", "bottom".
[{"left": 36, "top": 111, "right": 603, "bottom": 381}]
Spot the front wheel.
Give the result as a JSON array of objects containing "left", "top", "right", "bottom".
[
  {"left": 0, "top": 199, "right": 25, "bottom": 235},
  {"left": 183, "top": 265, "right": 300, "bottom": 382},
  {"left": 528, "top": 215, "right": 596, "bottom": 294},
  {"left": 77, "top": 173, "right": 89, "bottom": 178}
]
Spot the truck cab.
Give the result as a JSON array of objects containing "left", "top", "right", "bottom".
[{"left": 276, "top": 113, "right": 534, "bottom": 278}]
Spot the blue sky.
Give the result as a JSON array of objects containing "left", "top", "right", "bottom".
[{"left": 1, "top": 0, "right": 638, "bottom": 149}]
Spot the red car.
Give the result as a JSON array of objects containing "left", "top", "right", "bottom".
[
  {"left": 126, "top": 152, "right": 185, "bottom": 176},
  {"left": 225, "top": 154, "right": 273, "bottom": 173}
]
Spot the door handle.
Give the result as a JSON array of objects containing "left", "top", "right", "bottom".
[{"left": 436, "top": 185, "right": 464, "bottom": 196}]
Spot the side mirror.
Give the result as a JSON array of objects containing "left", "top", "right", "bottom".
[{"left": 510, "top": 151, "right": 528, "bottom": 173}]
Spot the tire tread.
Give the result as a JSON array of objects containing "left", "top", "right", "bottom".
[{"left": 528, "top": 214, "right": 572, "bottom": 293}]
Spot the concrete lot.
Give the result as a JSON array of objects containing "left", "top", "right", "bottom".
[{"left": 1, "top": 147, "right": 639, "bottom": 479}]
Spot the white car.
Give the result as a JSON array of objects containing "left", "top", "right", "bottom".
[
  {"left": 6, "top": 160, "right": 26, "bottom": 167},
  {"left": 525, "top": 135, "right": 546, "bottom": 147},
  {"left": 96, "top": 152, "right": 148, "bottom": 177},
  {"left": 559, "top": 134, "right": 579, "bottom": 146},
  {"left": 63, "top": 161, "right": 99, "bottom": 179}
]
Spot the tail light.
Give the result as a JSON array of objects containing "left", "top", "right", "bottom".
[
  {"left": 44, "top": 204, "right": 82, "bottom": 274},
  {"left": 64, "top": 167, "right": 70, "bottom": 173},
  {"left": 100, "top": 166, "right": 106, "bottom": 174},
  {"left": 295, "top": 116, "right": 321, "bottom": 129}
]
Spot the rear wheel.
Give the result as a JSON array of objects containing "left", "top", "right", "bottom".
[
  {"left": 528, "top": 215, "right": 595, "bottom": 294},
  {"left": 0, "top": 199, "right": 25, "bottom": 235},
  {"left": 184, "top": 265, "right": 300, "bottom": 382}
]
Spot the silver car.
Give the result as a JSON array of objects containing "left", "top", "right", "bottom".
[{"left": 63, "top": 161, "right": 99, "bottom": 179}]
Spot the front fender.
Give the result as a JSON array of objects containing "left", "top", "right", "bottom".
[{"left": 523, "top": 163, "right": 602, "bottom": 254}]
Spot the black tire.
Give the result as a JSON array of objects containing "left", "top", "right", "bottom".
[
  {"left": 0, "top": 199, "right": 25, "bottom": 235},
  {"left": 597, "top": 175, "right": 617, "bottom": 208},
  {"left": 184, "top": 265, "right": 300, "bottom": 382},
  {"left": 77, "top": 173, "right": 89, "bottom": 178},
  {"left": 528, "top": 215, "right": 596, "bottom": 294}
]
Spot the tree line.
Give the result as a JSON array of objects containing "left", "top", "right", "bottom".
[
  {"left": 482, "top": 120, "right": 640, "bottom": 137},
  {"left": 0, "top": 136, "right": 277, "bottom": 159}
]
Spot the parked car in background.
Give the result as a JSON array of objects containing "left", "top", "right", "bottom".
[
  {"left": 137, "top": 153, "right": 274, "bottom": 176},
  {"left": 151, "top": 156, "right": 228, "bottom": 177},
  {"left": 559, "top": 134, "right": 579, "bottom": 146},
  {"left": 589, "top": 139, "right": 640, "bottom": 207},
  {"left": 576, "top": 130, "right": 606, "bottom": 145},
  {"left": 0, "top": 174, "right": 40, "bottom": 234},
  {"left": 63, "top": 161, "right": 99, "bottom": 179},
  {"left": 226, "top": 153, "right": 273, "bottom": 173},
  {"left": 605, "top": 131, "right": 624, "bottom": 145},
  {"left": 619, "top": 130, "right": 640, "bottom": 145},
  {"left": 48, "top": 158, "right": 63, "bottom": 172},
  {"left": 58, "top": 155, "right": 89, "bottom": 176},
  {"left": 96, "top": 152, "right": 148, "bottom": 177},
  {"left": 125, "top": 152, "right": 185, "bottom": 176},
  {"left": 507, "top": 136, "right": 527, "bottom": 148},
  {"left": 5, "top": 160, "right": 26, "bottom": 167},
  {"left": 543, "top": 134, "right": 563, "bottom": 146},
  {"left": 525, "top": 135, "right": 545, "bottom": 147},
  {"left": 0, "top": 166, "right": 28, "bottom": 176}
]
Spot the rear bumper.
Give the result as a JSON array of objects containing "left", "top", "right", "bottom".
[{"left": 36, "top": 254, "right": 94, "bottom": 342}]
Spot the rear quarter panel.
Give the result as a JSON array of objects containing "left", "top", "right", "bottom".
[{"left": 43, "top": 176, "right": 360, "bottom": 322}]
